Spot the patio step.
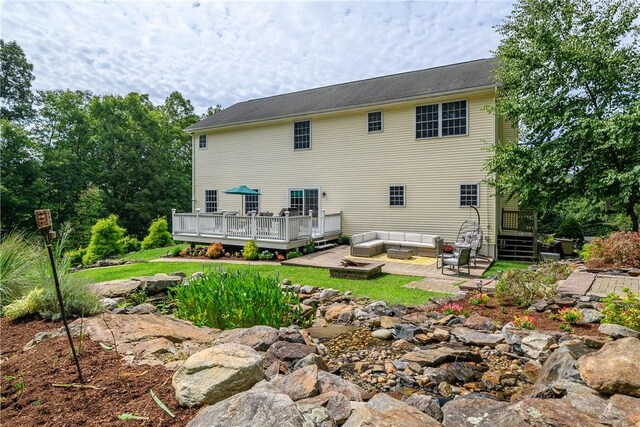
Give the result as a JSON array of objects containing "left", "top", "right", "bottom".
[{"left": 314, "top": 240, "right": 337, "bottom": 251}]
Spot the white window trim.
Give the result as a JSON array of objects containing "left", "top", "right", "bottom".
[
  {"left": 388, "top": 184, "right": 406, "bottom": 208},
  {"left": 415, "top": 98, "right": 469, "bottom": 140},
  {"left": 198, "top": 134, "right": 208, "bottom": 149},
  {"left": 293, "top": 120, "right": 312, "bottom": 151},
  {"left": 243, "top": 188, "right": 260, "bottom": 214},
  {"left": 286, "top": 186, "right": 322, "bottom": 215},
  {"left": 204, "top": 189, "right": 218, "bottom": 213},
  {"left": 458, "top": 182, "right": 480, "bottom": 207},
  {"left": 367, "top": 111, "right": 384, "bottom": 133}
]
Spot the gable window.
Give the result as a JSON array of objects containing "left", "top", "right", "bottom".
[
  {"left": 294, "top": 120, "right": 311, "bottom": 150},
  {"left": 459, "top": 183, "right": 479, "bottom": 207},
  {"left": 416, "top": 100, "right": 467, "bottom": 138},
  {"left": 389, "top": 185, "right": 405, "bottom": 207},
  {"left": 442, "top": 101, "right": 467, "bottom": 136},
  {"left": 368, "top": 112, "right": 383, "bottom": 132},
  {"left": 289, "top": 188, "right": 319, "bottom": 216},
  {"left": 416, "top": 104, "right": 439, "bottom": 138},
  {"left": 199, "top": 134, "right": 207, "bottom": 149},
  {"left": 205, "top": 190, "right": 218, "bottom": 212},
  {"left": 243, "top": 189, "right": 260, "bottom": 214}
]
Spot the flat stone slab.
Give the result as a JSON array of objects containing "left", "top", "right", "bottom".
[
  {"left": 89, "top": 279, "right": 142, "bottom": 297},
  {"left": 558, "top": 272, "right": 596, "bottom": 296},
  {"left": 588, "top": 275, "right": 640, "bottom": 298}
]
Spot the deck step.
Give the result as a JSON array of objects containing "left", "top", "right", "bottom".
[{"left": 315, "top": 242, "right": 337, "bottom": 251}]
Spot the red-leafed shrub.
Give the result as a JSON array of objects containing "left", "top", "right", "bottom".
[
  {"left": 205, "top": 242, "right": 224, "bottom": 259},
  {"left": 585, "top": 232, "right": 640, "bottom": 269}
]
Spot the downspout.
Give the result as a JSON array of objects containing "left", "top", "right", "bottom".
[{"left": 191, "top": 133, "right": 196, "bottom": 213}]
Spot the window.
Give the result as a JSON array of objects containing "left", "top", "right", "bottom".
[
  {"left": 459, "top": 183, "right": 479, "bottom": 207},
  {"left": 243, "top": 189, "right": 260, "bottom": 214},
  {"left": 205, "top": 190, "right": 217, "bottom": 212},
  {"left": 416, "top": 100, "right": 467, "bottom": 138},
  {"left": 416, "top": 104, "right": 439, "bottom": 139},
  {"left": 198, "top": 134, "right": 207, "bottom": 149},
  {"left": 289, "top": 188, "right": 319, "bottom": 216},
  {"left": 368, "top": 111, "right": 383, "bottom": 132},
  {"left": 294, "top": 120, "right": 311, "bottom": 150},
  {"left": 389, "top": 185, "right": 405, "bottom": 207},
  {"left": 442, "top": 101, "right": 467, "bottom": 136}
]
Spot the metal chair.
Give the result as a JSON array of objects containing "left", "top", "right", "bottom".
[{"left": 441, "top": 247, "right": 471, "bottom": 276}]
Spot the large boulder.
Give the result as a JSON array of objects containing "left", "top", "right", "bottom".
[
  {"left": 133, "top": 273, "right": 183, "bottom": 294},
  {"left": 298, "top": 391, "right": 352, "bottom": 424},
  {"left": 532, "top": 346, "right": 581, "bottom": 397},
  {"left": 324, "top": 304, "right": 355, "bottom": 323},
  {"left": 296, "top": 403, "right": 336, "bottom": 427},
  {"left": 463, "top": 315, "right": 496, "bottom": 332},
  {"left": 172, "top": 343, "right": 264, "bottom": 407},
  {"left": 578, "top": 337, "right": 640, "bottom": 397},
  {"left": 442, "top": 395, "right": 507, "bottom": 427},
  {"left": 268, "top": 341, "right": 318, "bottom": 363},
  {"left": 89, "top": 279, "right": 141, "bottom": 297},
  {"left": 274, "top": 365, "right": 319, "bottom": 401},
  {"left": 343, "top": 393, "right": 440, "bottom": 427},
  {"left": 600, "top": 394, "right": 640, "bottom": 426},
  {"left": 316, "top": 370, "right": 369, "bottom": 401},
  {"left": 215, "top": 325, "right": 279, "bottom": 351},
  {"left": 403, "top": 393, "right": 443, "bottom": 421},
  {"left": 598, "top": 323, "right": 640, "bottom": 339},
  {"left": 187, "top": 381, "right": 305, "bottom": 427},
  {"left": 521, "top": 333, "right": 556, "bottom": 360}
]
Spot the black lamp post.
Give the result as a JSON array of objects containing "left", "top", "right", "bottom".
[{"left": 35, "top": 209, "right": 83, "bottom": 382}]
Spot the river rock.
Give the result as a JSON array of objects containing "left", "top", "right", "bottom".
[
  {"left": 401, "top": 346, "right": 481, "bottom": 367},
  {"left": 463, "top": 315, "right": 496, "bottom": 332},
  {"left": 186, "top": 381, "right": 305, "bottom": 427},
  {"left": 216, "top": 325, "right": 279, "bottom": 351},
  {"left": 393, "top": 324, "right": 422, "bottom": 340},
  {"left": 371, "top": 329, "right": 393, "bottom": 340},
  {"left": 134, "top": 273, "right": 183, "bottom": 294},
  {"left": 268, "top": 341, "right": 317, "bottom": 363},
  {"left": 380, "top": 316, "right": 402, "bottom": 328},
  {"left": 521, "top": 333, "right": 556, "bottom": 360},
  {"left": 298, "top": 391, "right": 352, "bottom": 424},
  {"left": 403, "top": 393, "right": 443, "bottom": 421},
  {"left": 578, "top": 337, "right": 640, "bottom": 397},
  {"left": 317, "top": 370, "right": 369, "bottom": 401},
  {"left": 173, "top": 343, "right": 264, "bottom": 407},
  {"left": 451, "top": 327, "right": 504, "bottom": 347},
  {"left": 580, "top": 308, "right": 604, "bottom": 323},
  {"left": 532, "top": 346, "right": 581, "bottom": 397},
  {"left": 598, "top": 323, "right": 640, "bottom": 339},
  {"left": 343, "top": 393, "right": 440, "bottom": 427},
  {"left": 324, "top": 304, "right": 354, "bottom": 323},
  {"left": 274, "top": 365, "right": 319, "bottom": 401}
]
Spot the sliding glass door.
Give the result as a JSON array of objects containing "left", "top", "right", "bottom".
[{"left": 289, "top": 188, "right": 319, "bottom": 217}]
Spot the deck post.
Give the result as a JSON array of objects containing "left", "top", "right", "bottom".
[
  {"left": 251, "top": 211, "right": 257, "bottom": 239},
  {"left": 285, "top": 211, "right": 290, "bottom": 242},
  {"left": 222, "top": 212, "right": 228, "bottom": 238},
  {"left": 171, "top": 208, "right": 176, "bottom": 235},
  {"left": 195, "top": 208, "right": 200, "bottom": 236},
  {"left": 321, "top": 209, "right": 325, "bottom": 236}
]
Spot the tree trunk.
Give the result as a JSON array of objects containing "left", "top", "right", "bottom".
[{"left": 628, "top": 201, "right": 639, "bottom": 232}]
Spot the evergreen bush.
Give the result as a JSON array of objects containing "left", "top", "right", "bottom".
[
  {"left": 242, "top": 240, "right": 259, "bottom": 260},
  {"left": 555, "top": 217, "right": 584, "bottom": 241},
  {"left": 82, "top": 215, "right": 126, "bottom": 265},
  {"left": 119, "top": 236, "right": 141, "bottom": 254},
  {"left": 141, "top": 217, "right": 173, "bottom": 250}
]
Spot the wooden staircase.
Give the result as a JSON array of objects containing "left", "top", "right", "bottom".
[{"left": 498, "top": 210, "right": 538, "bottom": 262}]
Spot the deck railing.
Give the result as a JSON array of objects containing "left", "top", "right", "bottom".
[
  {"left": 172, "top": 209, "right": 341, "bottom": 243},
  {"left": 502, "top": 210, "right": 537, "bottom": 233}
]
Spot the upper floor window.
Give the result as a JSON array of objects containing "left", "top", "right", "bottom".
[
  {"left": 416, "top": 100, "right": 467, "bottom": 138},
  {"left": 389, "top": 185, "right": 405, "bottom": 207},
  {"left": 205, "top": 190, "right": 218, "bottom": 212},
  {"left": 368, "top": 112, "right": 383, "bottom": 132},
  {"left": 294, "top": 120, "right": 311, "bottom": 150},
  {"left": 198, "top": 134, "right": 207, "bottom": 149},
  {"left": 459, "top": 183, "right": 479, "bottom": 207}
]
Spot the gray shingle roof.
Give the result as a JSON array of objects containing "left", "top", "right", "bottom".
[{"left": 186, "top": 58, "right": 497, "bottom": 132}]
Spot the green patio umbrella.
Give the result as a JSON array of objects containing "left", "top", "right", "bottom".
[{"left": 224, "top": 185, "right": 261, "bottom": 213}]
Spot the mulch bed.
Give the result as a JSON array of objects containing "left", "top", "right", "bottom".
[{"left": 0, "top": 317, "right": 197, "bottom": 426}]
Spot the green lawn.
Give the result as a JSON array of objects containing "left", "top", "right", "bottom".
[
  {"left": 73, "top": 261, "right": 446, "bottom": 306},
  {"left": 481, "top": 260, "right": 531, "bottom": 278},
  {"left": 121, "top": 244, "right": 187, "bottom": 261}
]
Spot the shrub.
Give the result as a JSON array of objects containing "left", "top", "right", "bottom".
[
  {"left": 82, "top": 215, "right": 126, "bottom": 265},
  {"left": 205, "top": 242, "right": 224, "bottom": 259},
  {"left": 495, "top": 262, "right": 572, "bottom": 306},
  {"left": 286, "top": 250, "right": 303, "bottom": 260},
  {"left": 38, "top": 279, "right": 101, "bottom": 320},
  {"left": 0, "top": 232, "right": 38, "bottom": 307},
  {"left": 555, "top": 217, "right": 584, "bottom": 241},
  {"left": 441, "top": 302, "right": 464, "bottom": 315},
  {"left": 585, "top": 232, "right": 640, "bottom": 269},
  {"left": 170, "top": 246, "right": 183, "bottom": 257},
  {"left": 119, "top": 236, "right": 141, "bottom": 254},
  {"left": 179, "top": 247, "right": 191, "bottom": 257},
  {"left": 258, "top": 250, "right": 275, "bottom": 260},
  {"left": 3, "top": 288, "right": 45, "bottom": 320},
  {"left": 559, "top": 307, "right": 582, "bottom": 324},
  {"left": 242, "top": 241, "right": 259, "bottom": 260},
  {"left": 170, "top": 268, "right": 306, "bottom": 329},
  {"left": 141, "top": 217, "right": 173, "bottom": 250},
  {"left": 513, "top": 314, "right": 536, "bottom": 330},
  {"left": 65, "top": 247, "right": 86, "bottom": 266},
  {"left": 338, "top": 236, "right": 351, "bottom": 245},
  {"left": 121, "top": 289, "right": 148, "bottom": 307},
  {"left": 601, "top": 288, "right": 640, "bottom": 331},
  {"left": 470, "top": 292, "right": 490, "bottom": 306},
  {"left": 304, "top": 243, "right": 316, "bottom": 254}
]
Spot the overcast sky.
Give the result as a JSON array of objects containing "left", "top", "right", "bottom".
[{"left": 2, "top": 0, "right": 514, "bottom": 114}]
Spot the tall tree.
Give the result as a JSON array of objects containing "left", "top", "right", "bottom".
[
  {"left": 0, "top": 40, "right": 35, "bottom": 121},
  {"left": 487, "top": 0, "right": 640, "bottom": 230}
]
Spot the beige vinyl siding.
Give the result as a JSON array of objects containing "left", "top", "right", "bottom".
[{"left": 193, "top": 90, "right": 498, "bottom": 255}]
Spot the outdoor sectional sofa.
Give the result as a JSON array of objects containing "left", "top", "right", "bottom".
[{"left": 350, "top": 231, "right": 444, "bottom": 258}]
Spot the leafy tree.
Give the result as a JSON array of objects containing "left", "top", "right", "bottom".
[
  {"left": 0, "top": 40, "right": 35, "bottom": 121},
  {"left": 68, "top": 186, "right": 107, "bottom": 249},
  {"left": 82, "top": 215, "right": 126, "bottom": 264},
  {"left": 201, "top": 104, "right": 222, "bottom": 119},
  {"left": 488, "top": 0, "right": 640, "bottom": 231}
]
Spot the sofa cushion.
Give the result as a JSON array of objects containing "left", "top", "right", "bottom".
[
  {"left": 389, "top": 232, "right": 405, "bottom": 241},
  {"left": 421, "top": 235, "right": 439, "bottom": 245},
  {"left": 405, "top": 233, "right": 422, "bottom": 243},
  {"left": 363, "top": 231, "right": 377, "bottom": 242},
  {"left": 384, "top": 241, "right": 405, "bottom": 247},
  {"left": 376, "top": 231, "right": 390, "bottom": 240},
  {"left": 354, "top": 240, "right": 385, "bottom": 249},
  {"left": 352, "top": 234, "right": 364, "bottom": 244}
]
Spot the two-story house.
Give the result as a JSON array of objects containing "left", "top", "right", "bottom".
[{"left": 172, "top": 58, "right": 526, "bottom": 259}]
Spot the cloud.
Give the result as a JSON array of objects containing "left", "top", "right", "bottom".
[{"left": 1, "top": 0, "right": 514, "bottom": 113}]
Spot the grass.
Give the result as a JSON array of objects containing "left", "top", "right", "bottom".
[
  {"left": 481, "top": 260, "right": 530, "bottom": 278},
  {"left": 73, "top": 261, "right": 445, "bottom": 306},
  {"left": 121, "top": 245, "right": 187, "bottom": 261}
]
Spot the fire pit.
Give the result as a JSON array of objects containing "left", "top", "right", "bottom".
[{"left": 330, "top": 260, "right": 384, "bottom": 279}]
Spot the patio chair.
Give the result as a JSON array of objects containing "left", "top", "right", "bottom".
[{"left": 441, "top": 247, "right": 471, "bottom": 276}]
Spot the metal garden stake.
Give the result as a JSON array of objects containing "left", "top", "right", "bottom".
[{"left": 35, "top": 209, "right": 83, "bottom": 382}]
